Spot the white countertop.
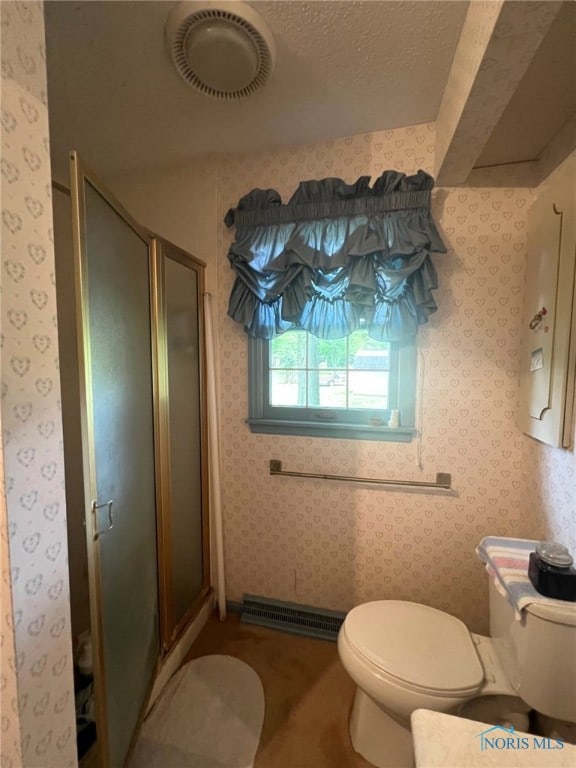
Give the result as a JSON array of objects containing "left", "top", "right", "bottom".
[{"left": 411, "top": 710, "right": 576, "bottom": 768}]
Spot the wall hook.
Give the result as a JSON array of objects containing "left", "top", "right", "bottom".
[{"left": 529, "top": 306, "right": 547, "bottom": 330}]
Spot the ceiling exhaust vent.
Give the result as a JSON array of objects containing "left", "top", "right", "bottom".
[{"left": 165, "top": 1, "right": 276, "bottom": 100}]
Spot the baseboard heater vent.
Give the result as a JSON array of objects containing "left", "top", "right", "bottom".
[{"left": 240, "top": 594, "right": 345, "bottom": 642}]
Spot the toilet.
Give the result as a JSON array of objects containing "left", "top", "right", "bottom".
[{"left": 338, "top": 574, "right": 576, "bottom": 768}]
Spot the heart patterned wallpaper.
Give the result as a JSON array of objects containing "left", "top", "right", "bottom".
[
  {"left": 0, "top": 413, "right": 22, "bottom": 768},
  {"left": 1, "top": 3, "right": 76, "bottom": 766},
  {"left": 523, "top": 423, "right": 576, "bottom": 555},
  {"left": 215, "top": 123, "right": 574, "bottom": 634},
  {"left": 1, "top": 3, "right": 574, "bottom": 761}
]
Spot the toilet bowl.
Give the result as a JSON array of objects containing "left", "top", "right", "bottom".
[
  {"left": 337, "top": 578, "right": 576, "bottom": 768},
  {"left": 338, "top": 601, "right": 486, "bottom": 720},
  {"left": 337, "top": 600, "right": 517, "bottom": 768}
]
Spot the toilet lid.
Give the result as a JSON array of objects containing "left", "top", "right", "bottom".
[{"left": 344, "top": 601, "right": 484, "bottom": 694}]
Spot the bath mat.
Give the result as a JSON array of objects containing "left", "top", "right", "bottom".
[{"left": 130, "top": 654, "right": 265, "bottom": 768}]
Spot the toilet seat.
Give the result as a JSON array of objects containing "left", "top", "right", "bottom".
[{"left": 342, "top": 601, "right": 484, "bottom": 697}]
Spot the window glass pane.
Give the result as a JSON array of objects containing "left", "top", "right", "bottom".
[
  {"left": 314, "top": 336, "right": 347, "bottom": 369},
  {"left": 269, "top": 330, "right": 393, "bottom": 412},
  {"left": 313, "top": 371, "right": 347, "bottom": 408},
  {"left": 319, "top": 370, "right": 347, "bottom": 387},
  {"left": 270, "top": 369, "right": 306, "bottom": 407},
  {"left": 351, "top": 347, "right": 390, "bottom": 370},
  {"left": 349, "top": 371, "right": 389, "bottom": 409},
  {"left": 307, "top": 368, "right": 321, "bottom": 407},
  {"left": 270, "top": 331, "right": 306, "bottom": 369}
]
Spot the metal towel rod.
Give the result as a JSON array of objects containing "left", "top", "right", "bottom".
[{"left": 269, "top": 460, "right": 452, "bottom": 490}]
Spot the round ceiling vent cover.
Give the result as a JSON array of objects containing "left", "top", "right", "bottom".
[{"left": 166, "top": 1, "right": 276, "bottom": 100}]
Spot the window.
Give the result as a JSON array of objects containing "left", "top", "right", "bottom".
[
  {"left": 225, "top": 170, "right": 445, "bottom": 440},
  {"left": 248, "top": 329, "right": 417, "bottom": 441}
]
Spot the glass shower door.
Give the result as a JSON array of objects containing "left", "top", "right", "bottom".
[
  {"left": 70, "top": 154, "right": 159, "bottom": 768},
  {"left": 156, "top": 241, "right": 209, "bottom": 648}
]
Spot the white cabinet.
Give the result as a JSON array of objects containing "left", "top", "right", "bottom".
[{"left": 519, "top": 154, "right": 576, "bottom": 448}]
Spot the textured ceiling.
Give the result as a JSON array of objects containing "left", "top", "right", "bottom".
[{"left": 45, "top": 0, "right": 468, "bottom": 178}]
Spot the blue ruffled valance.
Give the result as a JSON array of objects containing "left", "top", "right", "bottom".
[{"left": 225, "top": 169, "right": 446, "bottom": 341}]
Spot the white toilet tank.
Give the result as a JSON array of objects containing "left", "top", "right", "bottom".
[{"left": 488, "top": 577, "right": 576, "bottom": 722}]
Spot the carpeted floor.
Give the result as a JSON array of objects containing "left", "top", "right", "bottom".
[{"left": 185, "top": 613, "right": 371, "bottom": 768}]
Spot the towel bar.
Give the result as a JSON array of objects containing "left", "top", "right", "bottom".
[{"left": 269, "top": 459, "right": 452, "bottom": 490}]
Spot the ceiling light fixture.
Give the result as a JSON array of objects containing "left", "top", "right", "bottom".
[{"left": 165, "top": 1, "right": 276, "bottom": 101}]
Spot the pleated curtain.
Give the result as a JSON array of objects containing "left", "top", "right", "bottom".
[{"left": 225, "top": 169, "right": 446, "bottom": 341}]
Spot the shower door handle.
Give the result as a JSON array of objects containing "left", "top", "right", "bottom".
[{"left": 92, "top": 499, "right": 115, "bottom": 540}]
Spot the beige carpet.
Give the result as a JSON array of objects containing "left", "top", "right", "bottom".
[{"left": 186, "top": 614, "right": 371, "bottom": 768}]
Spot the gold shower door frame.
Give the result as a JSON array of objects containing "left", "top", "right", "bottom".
[
  {"left": 153, "top": 237, "right": 211, "bottom": 652},
  {"left": 69, "top": 153, "right": 210, "bottom": 767}
]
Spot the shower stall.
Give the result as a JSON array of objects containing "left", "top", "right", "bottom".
[{"left": 53, "top": 153, "right": 211, "bottom": 768}]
